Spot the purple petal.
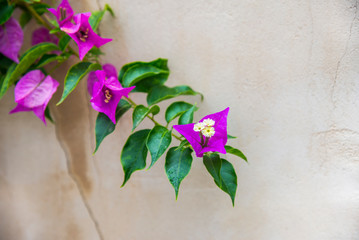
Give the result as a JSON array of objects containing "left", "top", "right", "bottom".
[
  {"left": 56, "top": 0, "right": 74, "bottom": 25},
  {"left": 10, "top": 72, "right": 59, "bottom": 125},
  {"left": 103, "top": 64, "right": 117, "bottom": 78},
  {"left": 32, "top": 27, "right": 58, "bottom": 46},
  {"left": 199, "top": 107, "right": 229, "bottom": 145},
  {"left": 173, "top": 107, "right": 230, "bottom": 157},
  {"left": 32, "top": 105, "right": 47, "bottom": 125},
  {"left": 14, "top": 70, "right": 45, "bottom": 103},
  {"left": 0, "top": 18, "right": 23, "bottom": 63},
  {"left": 47, "top": 8, "right": 58, "bottom": 19},
  {"left": 18, "top": 74, "right": 58, "bottom": 108},
  {"left": 90, "top": 83, "right": 134, "bottom": 124},
  {"left": 105, "top": 76, "right": 122, "bottom": 90},
  {"left": 60, "top": 21, "right": 80, "bottom": 34},
  {"left": 173, "top": 124, "right": 204, "bottom": 157},
  {"left": 68, "top": 13, "right": 112, "bottom": 60},
  {"left": 87, "top": 71, "right": 98, "bottom": 95},
  {"left": 9, "top": 104, "right": 32, "bottom": 114},
  {"left": 200, "top": 138, "right": 227, "bottom": 156}
]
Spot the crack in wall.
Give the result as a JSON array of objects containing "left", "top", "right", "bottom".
[
  {"left": 54, "top": 119, "right": 105, "bottom": 240},
  {"left": 331, "top": 1, "right": 358, "bottom": 107}
]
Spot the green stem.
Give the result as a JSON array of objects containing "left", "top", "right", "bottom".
[{"left": 126, "top": 97, "right": 182, "bottom": 141}]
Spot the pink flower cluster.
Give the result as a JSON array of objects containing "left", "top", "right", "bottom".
[{"left": 48, "top": 0, "right": 112, "bottom": 60}]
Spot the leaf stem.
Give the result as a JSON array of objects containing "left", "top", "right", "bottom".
[{"left": 126, "top": 97, "right": 182, "bottom": 141}]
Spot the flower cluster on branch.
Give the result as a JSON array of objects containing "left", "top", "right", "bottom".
[{"left": 0, "top": 0, "right": 247, "bottom": 205}]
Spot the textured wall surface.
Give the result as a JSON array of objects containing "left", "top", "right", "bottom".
[{"left": 1, "top": 0, "right": 359, "bottom": 239}]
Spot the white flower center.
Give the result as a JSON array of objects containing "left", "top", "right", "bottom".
[
  {"left": 193, "top": 118, "right": 216, "bottom": 138},
  {"left": 202, "top": 127, "right": 215, "bottom": 137},
  {"left": 202, "top": 118, "right": 215, "bottom": 127}
]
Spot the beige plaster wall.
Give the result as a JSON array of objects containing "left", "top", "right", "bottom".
[{"left": 1, "top": 0, "right": 359, "bottom": 239}]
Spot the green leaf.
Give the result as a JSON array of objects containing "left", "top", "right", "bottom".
[
  {"left": 94, "top": 99, "right": 131, "bottom": 153},
  {"left": 165, "top": 101, "right": 193, "bottom": 123},
  {"left": 225, "top": 145, "right": 247, "bottom": 162},
  {"left": 56, "top": 52, "right": 72, "bottom": 63},
  {"left": 44, "top": 106, "right": 54, "bottom": 124},
  {"left": 121, "top": 129, "right": 151, "bottom": 187},
  {"left": 0, "top": 1, "right": 14, "bottom": 25},
  {"left": 87, "top": 46, "right": 104, "bottom": 56},
  {"left": 48, "top": 19, "right": 59, "bottom": 28},
  {"left": 49, "top": 28, "right": 61, "bottom": 34},
  {"left": 58, "top": 35, "right": 71, "bottom": 51},
  {"left": 147, "top": 85, "right": 202, "bottom": 106},
  {"left": 178, "top": 104, "right": 197, "bottom": 125},
  {"left": 146, "top": 126, "right": 172, "bottom": 169},
  {"left": 119, "top": 58, "right": 169, "bottom": 92},
  {"left": 165, "top": 146, "right": 193, "bottom": 199},
  {"left": 57, "top": 62, "right": 101, "bottom": 105},
  {"left": 132, "top": 104, "right": 160, "bottom": 131},
  {"left": 203, "top": 155, "right": 237, "bottom": 206},
  {"left": 32, "top": 54, "right": 58, "bottom": 69},
  {"left": 0, "top": 54, "right": 14, "bottom": 74},
  {"left": 217, "top": 159, "right": 237, "bottom": 206},
  {"left": 20, "top": 11, "right": 32, "bottom": 28},
  {"left": 0, "top": 43, "right": 59, "bottom": 100},
  {"left": 89, "top": 4, "right": 114, "bottom": 32},
  {"left": 227, "top": 134, "right": 237, "bottom": 139},
  {"left": 175, "top": 139, "right": 189, "bottom": 151},
  {"left": 203, "top": 153, "right": 222, "bottom": 185},
  {"left": 33, "top": 3, "right": 50, "bottom": 15}
]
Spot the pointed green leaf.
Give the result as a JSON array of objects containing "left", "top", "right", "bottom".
[
  {"left": 178, "top": 104, "right": 197, "bottom": 125},
  {"left": 57, "top": 62, "right": 101, "bottom": 105},
  {"left": 94, "top": 99, "right": 131, "bottom": 153},
  {"left": 0, "top": 43, "right": 59, "bottom": 100},
  {"left": 203, "top": 153, "right": 222, "bottom": 184},
  {"left": 165, "top": 146, "right": 193, "bottom": 199},
  {"left": 0, "top": 54, "right": 14, "bottom": 74},
  {"left": 119, "top": 58, "right": 169, "bottom": 92},
  {"left": 225, "top": 145, "right": 247, "bottom": 162},
  {"left": 44, "top": 106, "right": 54, "bottom": 124},
  {"left": 0, "top": 1, "right": 14, "bottom": 25},
  {"left": 132, "top": 104, "right": 160, "bottom": 131},
  {"left": 204, "top": 155, "right": 237, "bottom": 206},
  {"left": 216, "top": 159, "right": 237, "bottom": 206},
  {"left": 49, "top": 28, "right": 61, "bottom": 34},
  {"left": 20, "top": 11, "right": 32, "bottom": 28},
  {"left": 146, "top": 126, "right": 172, "bottom": 169},
  {"left": 121, "top": 129, "right": 151, "bottom": 187},
  {"left": 32, "top": 54, "right": 58, "bottom": 69},
  {"left": 227, "top": 134, "right": 237, "bottom": 139},
  {"left": 58, "top": 34, "right": 71, "bottom": 51},
  {"left": 89, "top": 4, "right": 114, "bottom": 31},
  {"left": 32, "top": 3, "right": 50, "bottom": 15},
  {"left": 147, "top": 85, "right": 202, "bottom": 106},
  {"left": 165, "top": 101, "right": 192, "bottom": 123}
]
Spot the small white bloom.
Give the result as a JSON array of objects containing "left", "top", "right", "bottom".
[
  {"left": 202, "top": 118, "right": 215, "bottom": 127},
  {"left": 193, "top": 122, "right": 205, "bottom": 132},
  {"left": 202, "top": 127, "right": 215, "bottom": 137}
]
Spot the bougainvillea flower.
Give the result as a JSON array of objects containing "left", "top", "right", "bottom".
[
  {"left": 32, "top": 27, "right": 58, "bottom": 46},
  {"left": 90, "top": 70, "right": 135, "bottom": 124},
  {"left": 87, "top": 63, "right": 117, "bottom": 95},
  {"left": 9, "top": 70, "right": 59, "bottom": 125},
  {"left": 173, "top": 107, "right": 229, "bottom": 157},
  {"left": 68, "top": 13, "right": 112, "bottom": 60},
  {"left": 0, "top": 17, "right": 23, "bottom": 63},
  {"left": 48, "top": 0, "right": 76, "bottom": 31}
]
